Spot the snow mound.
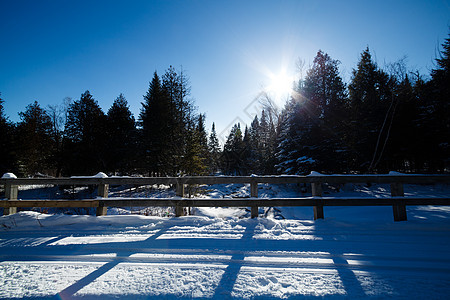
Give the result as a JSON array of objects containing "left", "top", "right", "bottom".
[
  {"left": 307, "top": 171, "right": 325, "bottom": 176},
  {"left": 94, "top": 172, "right": 108, "bottom": 178},
  {"left": 71, "top": 172, "right": 108, "bottom": 179},
  {"left": 388, "top": 171, "right": 405, "bottom": 175},
  {"left": 2, "top": 173, "right": 17, "bottom": 179}
]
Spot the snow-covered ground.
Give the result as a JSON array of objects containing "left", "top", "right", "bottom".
[{"left": 1, "top": 183, "right": 450, "bottom": 299}]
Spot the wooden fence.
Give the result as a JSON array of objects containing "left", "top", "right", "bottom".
[{"left": 1, "top": 174, "right": 450, "bottom": 221}]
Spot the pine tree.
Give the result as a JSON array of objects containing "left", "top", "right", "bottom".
[
  {"left": 301, "top": 50, "right": 348, "bottom": 172},
  {"left": 253, "top": 110, "right": 277, "bottom": 174},
  {"left": 47, "top": 101, "right": 68, "bottom": 177},
  {"left": 248, "top": 115, "right": 262, "bottom": 173},
  {"left": 222, "top": 123, "right": 244, "bottom": 175},
  {"left": 162, "top": 66, "right": 195, "bottom": 175},
  {"left": 139, "top": 67, "right": 199, "bottom": 175},
  {"left": 0, "top": 94, "right": 18, "bottom": 175},
  {"left": 208, "top": 123, "right": 221, "bottom": 174},
  {"left": 275, "top": 51, "right": 347, "bottom": 174},
  {"left": 275, "top": 62, "right": 311, "bottom": 175},
  {"left": 183, "top": 116, "right": 208, "bottom": 175},
  {"left": 275, "top": 106, "right": 293, "bottom": 174},
  {"left": 63, "top": 91, "right": 107, "bottom": 175},
  {"left": 428, "top": 34, "right": 450, "bottom": 171},
  {"left": 16, "top": 101, "right": 54, "bottom": 176},
  {"left": 258, "top": 110, "right": 269, "bottom": 171},
  {"left": 182, "top": 114, "right": 208, "bottom": 175},
  {"left": 348, "top": 47, "right": 392, "bottom": 172},
  {"left": 275, "top": 96, "right": 314, "bottom": 174},
  {"left": 410, "top": 74, "right": 432, "bottom": 171},
  {"left": 106, "top": 93, "right": 137, "bottom": 174},
  {"left": 382, "top": 75, "right": 419, "bottom": 171},
  {"left": 264, "top": 116, "right": 278, "bottom": 174},
  {"left": 163, "top": 66, "right": 183, "bottom": 174},
  {"left": 242, "top": 126, "right": 252, "bottom": 175},
  {"left": 197, "top": 114, "right": 208, "bottom": 158},
  {"left": 139, "top": 72, "right": 170, "bottom": 176}
]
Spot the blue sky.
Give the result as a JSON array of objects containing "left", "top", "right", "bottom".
[{"left": 1, "top": 0, "right": 449, "bottom": 143}]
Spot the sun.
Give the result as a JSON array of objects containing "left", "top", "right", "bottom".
[{"left": 266, "top": 70, "right": 294, "bottom": 102}]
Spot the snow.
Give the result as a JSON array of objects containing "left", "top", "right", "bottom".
[
  {"left": 388, "top": 171, "right": 405, "bottom": 175},
  {"left": 1, "top": 183, "right": 450, "bottom": 298},
  {"left": 71, "top": 172, "right": 108, "bottom": 179},
  {"left": 308, "top": 171, "right": 324, "bottom": 176},
  {"left": 296, "top": 156, "right": 315, "bottom": 164},
  {"left": 93, "top": 172, "right": 108, "bottom": 178},
  {"left": 1, "top": 173, "right": 17, "bottom": 179}
]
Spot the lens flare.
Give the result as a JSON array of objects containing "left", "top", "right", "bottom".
[{"left": 265, "top": 69, "right": 295, "bottom": 104}]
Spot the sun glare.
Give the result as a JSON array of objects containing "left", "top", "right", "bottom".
[{"left": 266, "top": 70, "right": 294, "bottom": 102}]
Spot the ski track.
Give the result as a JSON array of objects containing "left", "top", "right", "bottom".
[{"left": 1, "top": 183, "right": 450, "bottom": 299}]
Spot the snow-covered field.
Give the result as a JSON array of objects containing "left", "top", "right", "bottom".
[{"left": 1, "top": 183, "right": 450, "bottom": 299}]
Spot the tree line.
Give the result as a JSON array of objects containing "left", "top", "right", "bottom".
[
  {"left": 221, "top": 36, "right": 449, "bottom": 175},
  {"left": 0, "top": 66, "right": 217, "bottom": 177},
  {"left": 0, "top": 35, "right": 449, "bottom": 177}
]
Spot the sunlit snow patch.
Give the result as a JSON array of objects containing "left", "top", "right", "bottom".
[
  {"left": 50, "top": 233, "right": 156, "bottom": 245},
  {"left": 231, "top": 267, "right": 346, "bottom": 298},
  {"left": 74, "top": 263, "right": 226, "bottom": 298}
]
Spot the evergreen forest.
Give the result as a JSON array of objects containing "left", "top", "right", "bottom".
[{"left": 1, "top": 36, "right": 449, "bottom": 177}]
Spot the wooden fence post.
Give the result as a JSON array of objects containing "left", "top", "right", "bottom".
[
  {"left": 250, "top": 180, "right": 258, "bottom": 218},
  {"left": 4, "top": 183, "right": 18, "bottom": 215},
  {"left": 97, "top": 184, "right": 109, "bottom": 198},
  {"left": 312, "top": 182, "right": 324, "bottom": 220},
  {"left": 391, "top": 182, "right": 407, "bottom": 221},
  {"left": 96, "top": 201, "right": 107, "bottom": 216},
  {"left": 96, "top": 184, "right": 109, "bottom": 216},
  {"left": 175, "top": 180, "right": 185, "bottom": 217}
]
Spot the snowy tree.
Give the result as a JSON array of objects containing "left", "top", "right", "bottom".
[
  {"left": 302, "top": 50, "right": 348, "bottom": 172},
  {"left": 275, "top": 96, "right": 314, "bottom": 174},
  {"left": 276, "top": 51, "right": 347, "bottom": 174}
]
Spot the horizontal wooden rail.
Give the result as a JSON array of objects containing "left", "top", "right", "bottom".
[
  {"left": 1, "top": 174, "right": 450, "bottom": 186},
  {"left": 0, "top": 200, "right": 100, "bottom": 208},
  {"left": 1, "top": 197, "right": 449, "bottom": 209}
]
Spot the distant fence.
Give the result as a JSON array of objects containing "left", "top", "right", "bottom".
[{"left": 1, "top": 173, "right": 450, "bottom": 221}]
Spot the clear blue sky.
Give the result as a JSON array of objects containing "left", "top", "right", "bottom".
[{"left": 1, "top": 0, "right": 449, "bottom": 143}]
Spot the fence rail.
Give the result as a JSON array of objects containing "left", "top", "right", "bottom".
[
  {"left": 1, "top": 173, "right": 450, "bottom": 221},
  {"left": 2, "top": 174, "right": 450, "bottom": 185}
]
